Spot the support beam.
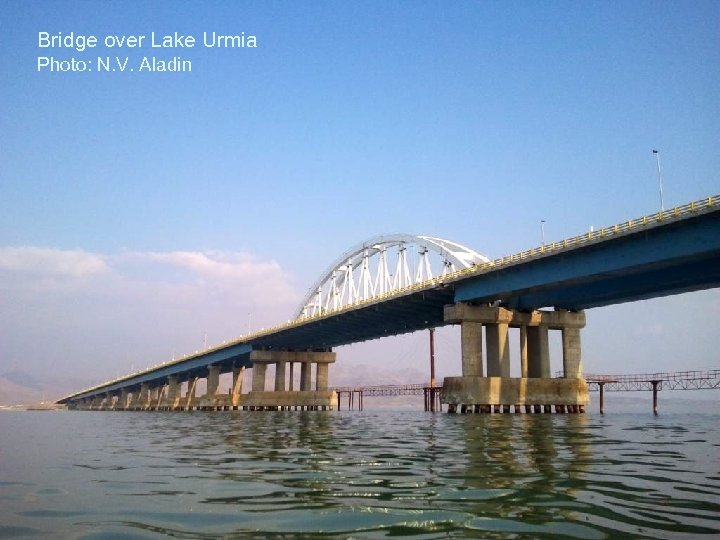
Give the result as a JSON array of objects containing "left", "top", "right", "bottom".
[{"left": 445, "top": 303, "right": 585, "bottom": 330}]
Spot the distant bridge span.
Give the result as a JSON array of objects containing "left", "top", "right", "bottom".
[{"left": 58, "top": 195, "right": 720, "bottom": 406}]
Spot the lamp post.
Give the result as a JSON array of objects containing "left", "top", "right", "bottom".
[
  {"left": 652, "top": 149, "right": 665, "bottom": 212},
  {"left": 540, "top": 220, "right": 546, "bottom": 246}
]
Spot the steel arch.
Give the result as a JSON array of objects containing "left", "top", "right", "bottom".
[{"left": 295, "top": 234, "right": 489, "bottom": 319}]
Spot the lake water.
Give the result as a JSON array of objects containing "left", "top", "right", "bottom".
[{"left": 1, "top": 407, "right": 718, "bottom": 539}]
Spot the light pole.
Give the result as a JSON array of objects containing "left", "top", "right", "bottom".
[
  {"left": 540, "top": 220, "right": 546, "bottom": 246},
  {"left": 652, "top": 149, "right": 665, "bottom": 211}
]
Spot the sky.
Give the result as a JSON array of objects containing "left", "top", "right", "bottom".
[{"left": 1, "top": 1, "right": 718, "bottom": 394}]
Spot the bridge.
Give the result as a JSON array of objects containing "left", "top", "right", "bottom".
[{"left": 58, "top": 195, "right": 720, "bottom": 413}]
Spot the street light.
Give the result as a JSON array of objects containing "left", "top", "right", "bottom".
[
  {"left": 540, "top": 220, "right": 546, "bottom": 246},
  {"left": 652, "top": 149, "right": 665, "bottom": 211}
]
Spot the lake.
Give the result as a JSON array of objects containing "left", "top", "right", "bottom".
[{"left": 1, "top": 406, "right": 718, "bottom": 538}]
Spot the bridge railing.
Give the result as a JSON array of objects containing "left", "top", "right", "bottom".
[
  {"left": 572, "top": 370, "right": 720, "bottom": 392},
  {"left": 332, "top": 383, "right": 430, "bottom": 396},
  {"left": 582, "top": 370, "right": 720, "bottom": 383},
  {"left": 450, "top": 194, "right": 719, "bottom": 278}
]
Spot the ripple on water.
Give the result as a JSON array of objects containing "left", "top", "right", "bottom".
[{"left": 0, "top": 410, "right": 718, "bottom": 538}]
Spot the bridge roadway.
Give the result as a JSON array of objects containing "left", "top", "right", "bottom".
[{"left": 58, "top": 195, "right": 720, "bottom": 405}]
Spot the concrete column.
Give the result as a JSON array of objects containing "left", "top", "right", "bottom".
[
  {"left": 183, "top": 377, "right": 198, "bottom": 409},
  {"left": 139, "top": 383, "right": 150, "bottom": 409},
  {"left": 562, "top": 326, "right": 583, "bottom": 378},
  {"left": 300, "top": 362, "right": 312, "bottom": 391},
  {"left": 486, "top": 322, "right": 510, "bottom": 377},
  {"left": 232, "top": 367, "right": 245, "bottom": 401},
  {"left": 150, "top": 386, "right": 162, "bottom": 409},
  {"left": 289, "top": 362, "right": 295, "bottom": 390},
  {"left": 167, "top": 375, "right": 179, "bottom": 398},
  {"left": 460, "top": 321, "right": 483, "bottom": 377},
  {"left": 527, "top": 325, "right": 550, "bottom": 378},
  {"left": 519, "top": 325, "right": 528, "bottom": 378},
  {"left": 252, "top": 363, "right": 267, "bottom": 392},
  {"left": 316, "top": 362, "right": 329, "bottom": 391},
  {"left": 127, "top": 391, "right": 138, "bottom": 410},
  {"left": 166, "top": 376, "right": 179, "bottom": 408},
  {"left": 275, "top": 361, "right": 286, "bottom": 391},
  {"left": 188, "top": 378, "right": 197, "bottom": 397},
  {"left": 206, "top": 365, "right": 220, "bottom": 396},
  {"left": 118, "top": 389, "right": 129, "bottom": 410}
]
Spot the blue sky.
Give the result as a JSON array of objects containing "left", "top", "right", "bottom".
[{"left": 1, "top": 1, "right": 718, "bottom": 390}]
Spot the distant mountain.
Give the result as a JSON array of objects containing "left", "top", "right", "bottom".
[
  {"left": 0, "top": 376, "right": 46, "bottom": 405},
  {"left": 0, "top": 371, "right": 92, "bottom": 406},
  {"left": 1, "top": 370, "right": 44, "bottom": 390},
  {"left": 330, "top": 362, "right": 429, "bottom": 387},
  {"left": 0, "top": 363, "right": 429, "bottom": 406}
]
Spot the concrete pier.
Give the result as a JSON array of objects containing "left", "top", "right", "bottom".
[
  {"left": 442, "top": 304, "right": 589, "bottom": 413},
  {"left": 196, "top": 365, "right": 230, "bottom": 410},
  {"left": 243, "top": 350, "right": 337, "bottom": 410}
]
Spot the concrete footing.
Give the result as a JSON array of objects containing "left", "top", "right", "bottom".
[
  {"left": 240, "top": 390, "right": 336, "bottom": 411},
  {"left": 442, "top": 376, "right": 589, "bottom": 414}
]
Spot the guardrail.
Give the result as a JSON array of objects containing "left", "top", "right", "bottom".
[
  {"left": 579, "top": 370, "right": 720, "bottom": 391},
  {"left": 332, "top": 383, "right": 430, "bottom": 396}
]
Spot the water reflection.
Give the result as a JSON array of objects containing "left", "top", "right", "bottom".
[{"left": 1, "top": 410, "right": 718, "bottom": 539}]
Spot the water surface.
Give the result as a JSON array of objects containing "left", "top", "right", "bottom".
[{"left": 1, "top": 410, "right": 718, "bottom": 538}]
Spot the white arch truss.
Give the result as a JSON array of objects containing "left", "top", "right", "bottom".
[{"left": 295, "top": 234, "right": 490, "bottom": 319}]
